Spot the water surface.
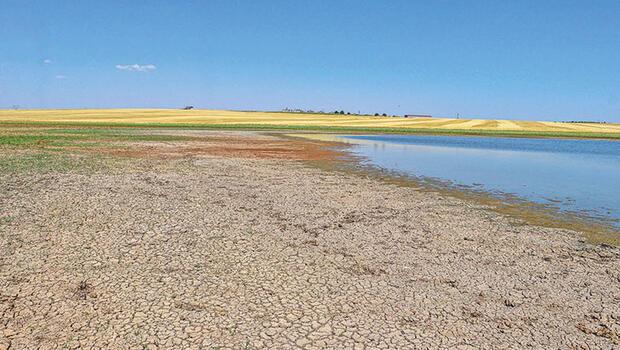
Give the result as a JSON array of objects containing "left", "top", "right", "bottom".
[{"left": 338, "top": 135, "right": 620, "bottom": 229}]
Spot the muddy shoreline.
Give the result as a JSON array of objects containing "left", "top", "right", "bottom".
[
  {"left": 1, "top": 130, "right": 619, "bottom": 349},
  {"left": 287, "top": 132, "right": 620, "bottom": 246}
]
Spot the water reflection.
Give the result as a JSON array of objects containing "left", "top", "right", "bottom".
[{"left": 339, "top": 135, "right": 620, "bottom": 228}]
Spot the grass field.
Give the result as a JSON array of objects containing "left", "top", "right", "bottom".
[{"left": 1, "top": 109, "right": 620, "bottom": 139}]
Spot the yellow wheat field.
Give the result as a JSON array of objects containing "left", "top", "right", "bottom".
[{"left": 1, "top": 109, "right": 619, "bottom": 134}]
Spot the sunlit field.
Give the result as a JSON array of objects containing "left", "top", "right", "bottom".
[{"left": 1, "top": 109, "right": 619, "bottom": 138}]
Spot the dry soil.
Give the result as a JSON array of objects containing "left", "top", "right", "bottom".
[{"left": 1, "top": 131, "right": 619, "bottom": 349}]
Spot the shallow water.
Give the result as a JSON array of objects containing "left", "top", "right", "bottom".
[{"left": 338, "top": 135, "right": 620, "bottom": 228}]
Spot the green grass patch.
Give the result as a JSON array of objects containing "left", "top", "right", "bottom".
[
  {"left": 0, "top": 151, "right": 121, "bottom": 174},
  {"left": 0, "top": 128, "right": 196, "bottom": 149},
  {"left": 0, "top": 133, "right": 85, "bottom": 147},
  {"left": 0, "top": 127, "right": 198, "bottom": 173},
  {"left": 40, "top": 128, "right": 196, "bottom": 142},
  {"left": 38, "top": 128, "right": 119, "bottom": 135},
  {"left": 0, "top": 216, "right": 13, "bottom": 227}
]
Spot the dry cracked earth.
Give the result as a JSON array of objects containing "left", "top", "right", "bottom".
[{"left": 1, "top": 131, "right": 619, "bottom": 349}]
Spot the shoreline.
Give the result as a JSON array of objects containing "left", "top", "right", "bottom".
[
  {"left": 1, "top": 129, "right": 619, "bottom": 348},
  {"left": 288, "top": 132, "right": 620, "bottom": 246}
]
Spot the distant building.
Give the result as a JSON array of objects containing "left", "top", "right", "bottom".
[{"left": 404, "top": 114, "right": 432, "bottom": 118}]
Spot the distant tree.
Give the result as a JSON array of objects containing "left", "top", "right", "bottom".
[
  {"left": 374, "top": 113, "right": 380, "bottom": 116},
  {"left": 182, "top": 106, "right": 194, "bottom": 110},
  {"left": 334, "top": 110, "right": 339, "bottom": 114},
  {"left": 339, "top": 110, "right": 345, "bottom": 115},
  {"left": 382, "top": 113, "right": 387, "bottom": 116},
  {"left": 346, "top": 112, "right": 351, "bottom": 115}
]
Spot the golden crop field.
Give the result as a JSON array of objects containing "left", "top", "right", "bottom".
[{"left": 1, "top": 109, "right": 619, "bottom": 136}]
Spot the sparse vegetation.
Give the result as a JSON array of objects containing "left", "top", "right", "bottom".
[
  {"left": 0, "top": 127, "right": 199, "bottom": 173},
  {"left": 0, "top": 216, "right": 13, "bottom": 231},
  {"left": 74, "top": 280, "right": 94, "bottom": 300}
]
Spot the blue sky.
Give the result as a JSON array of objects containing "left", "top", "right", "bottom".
[{"left": 1, "top": 0, "right": 619, "bottom": 122}]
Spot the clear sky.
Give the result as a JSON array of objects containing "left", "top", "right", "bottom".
[{"left": 1, "top": 0, "right": 619, "bottom": 122}]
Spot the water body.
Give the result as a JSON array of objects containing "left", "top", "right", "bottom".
[{"left": 338, "top": 134, "right": 620, "bottom": 229}]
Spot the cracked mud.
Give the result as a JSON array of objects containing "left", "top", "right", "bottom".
[{"left": 1, "top": 131, "right": 619, "bottom": 349}]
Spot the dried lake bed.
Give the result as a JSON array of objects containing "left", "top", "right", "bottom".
[{"left": 1, "top": 128, "right": 619, "bottom": 349}]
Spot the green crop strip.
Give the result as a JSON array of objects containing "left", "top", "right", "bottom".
[{"left": 1, "top": 121, "right": 619, "bottom": 140}]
